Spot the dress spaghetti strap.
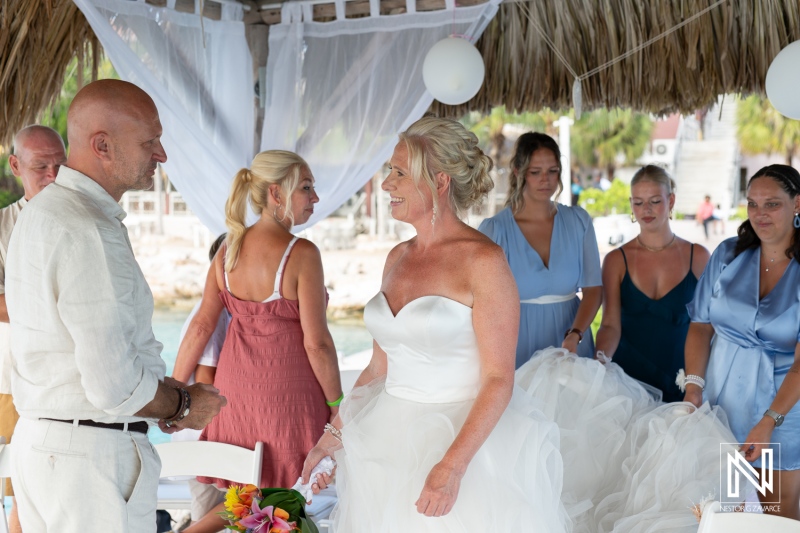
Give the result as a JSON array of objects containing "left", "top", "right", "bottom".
[
  {"left": 274, "top": 237, "right": 299, "bottom": 299},
  {"left": 619, "top": 247, "right": 629, "bottom": 272},
  {"left": 689, "top": 243, "right": 695, "bottom": 269}
]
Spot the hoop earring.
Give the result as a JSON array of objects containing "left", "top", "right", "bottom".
[
  {"left": 630, "top": 213, "right": 636, "bottom": 223},
  {"left": 273, "top": 204, "right": 283, "bottom": 221},
  {"left": 431, "top": 203, "right": 438, "bottom": 226},
  {"left": 794, "top": 212, "right": 800, "bottom": 229}
]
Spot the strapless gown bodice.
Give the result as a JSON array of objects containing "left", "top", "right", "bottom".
[
  {"left": 364, "top": 292, "right": 480, "bottom": 403},
  {"left": 330, "top": 292, "right": 569, "bottom": 532}
]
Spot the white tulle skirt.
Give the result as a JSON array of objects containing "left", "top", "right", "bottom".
[
  {"left": 329, "top": 377, "right": 571, "bottom": 532},
  {"left": 516, "top": 348, "right": 739, "bottom": 533}
]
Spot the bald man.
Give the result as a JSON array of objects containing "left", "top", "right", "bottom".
[
  {"left": 0, "top": 125, "right": 66, "bottom": 533},
  {"left": 5, "top": 80, "right": 226, "bottom": 532}
]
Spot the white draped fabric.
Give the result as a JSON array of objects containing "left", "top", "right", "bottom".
[
  {"left": 262, "top": 0, "right": 501, "bottom": 229},
  {"left": 73, "top": 0, "right": 254, "bottom": 235},
  {"left": 74, "top": 0, "right": 500, "bottom": 232}
]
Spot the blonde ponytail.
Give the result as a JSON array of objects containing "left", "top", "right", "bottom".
[
  {"left": 223, "top": 151, "right": 310, "bottom": 272},
  {"left": 224, "top": 168, "right": 252, "bottom": 272}
]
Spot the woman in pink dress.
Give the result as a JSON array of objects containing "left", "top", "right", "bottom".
[{"left": 173, "top": 150, "right": 343, "bottom": 533}]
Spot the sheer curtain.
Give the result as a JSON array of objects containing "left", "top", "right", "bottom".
[
  {"left": 263, "top": 0, "right": 501, "bottom": 230},
  {"left": 73, "top": 0, "right": 254, "bottom": 235}
]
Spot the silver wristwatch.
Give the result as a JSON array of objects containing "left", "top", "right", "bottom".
[{"left": 764, "top": 409, "right": 785, "bottom": 427}]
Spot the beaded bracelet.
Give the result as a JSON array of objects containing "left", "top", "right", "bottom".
[
  {"left": 675, "top": 369, "right": 705, "bottom": 392},
  {"left": 326, "top": 393, "right": 344, "bottom": 407},
  {"left": 324, "top": 423, "right": 343, "bottom": 443},
  {"left": 164, "top": 387, "right": 191, "bottom": 428}
]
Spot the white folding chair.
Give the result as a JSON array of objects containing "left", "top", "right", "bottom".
[
  {"left": 155, "top": 441, "right": 263, "bottom": 510},
  {"left": 698, "top": 500, "right": 800, "bottom": 532},
  {"left": 0, "top": 437, "right": 11, "bottom": 533}
]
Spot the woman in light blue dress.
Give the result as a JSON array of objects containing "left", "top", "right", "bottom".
[
  {"left": 685, "top": 164, "right": 800, "bottom": 520},
  {"left": 479, "top": 133, "right": 602, "bottom": 367}
]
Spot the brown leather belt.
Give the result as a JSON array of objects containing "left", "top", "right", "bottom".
[{"left": 42, "top": 418, "right": 149, "bottom": 434}]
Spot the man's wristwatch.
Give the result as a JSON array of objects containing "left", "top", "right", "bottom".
[
  {"left": 764, "top": 409, "right": 785, "bottom": 427},
  {"left": 564, "top": 328, "right": 584, "bottom": 342}
]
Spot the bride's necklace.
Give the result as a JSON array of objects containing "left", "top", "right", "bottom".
[{"left": 637, "top": 233, "right": 676, "bottom": 253}]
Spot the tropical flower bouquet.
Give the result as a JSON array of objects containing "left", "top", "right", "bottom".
[{"left": 221, "top": 484, "right": 319, "bottom": 533}]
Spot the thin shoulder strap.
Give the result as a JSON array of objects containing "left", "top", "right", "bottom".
[
  {"left": 619, "top": 247, "right": 629, "bottom": 272},
  {"left": 274, "top": 236, "right": 299, "bottom": 297},
  {"left": 689, "top": 243, "right": 695, "bottom": 269},
  {"left": 223, "top": 249, "right": 232, "bottom": 293}
]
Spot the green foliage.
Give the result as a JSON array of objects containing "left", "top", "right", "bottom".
[
  {"left": 571, "top": 109, "right": 654, "bottom": 176},
  {"left": 730, "top": 205, "right": 748, "bottom": 221},
  {"left": 578, "top": 179, "right": 632, "bottom": 218},
  {"left": 0, "top": 190, "right": 22, "bottom": 209},
  {"left": 737, "top": 95, "right": 800, "bottom": 165},
  {"left": 590, "top": 306, "right": 603, "bottom": 338}
]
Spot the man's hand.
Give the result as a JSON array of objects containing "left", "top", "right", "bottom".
[{"left": 172, "top": 383, "right": 226, "bottom": 431}]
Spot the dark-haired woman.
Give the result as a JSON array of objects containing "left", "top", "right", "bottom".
[
  {"left": 479, "top": 132, "right": 602, "bottom": 366},
  {"left": 685, "top": 164, "right": 800, "bottom": 519}
]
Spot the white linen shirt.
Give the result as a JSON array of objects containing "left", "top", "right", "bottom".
[
  {"left": 0, "top": 197, "right": 27, "bottom": 394},
  {"left": 6, "top": 166, "right": 165, "bottom": 423}
]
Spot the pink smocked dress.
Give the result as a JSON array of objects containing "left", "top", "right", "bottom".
[{"left": 198, "top": 237, "right": 329, "bottom": 488}]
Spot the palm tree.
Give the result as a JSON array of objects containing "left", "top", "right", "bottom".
[
  {"left": 737, "top": 95, "right": 800, "bottom": 166},
  {"left": 570, "top": 109, "right": 653, "bottom": 179}
]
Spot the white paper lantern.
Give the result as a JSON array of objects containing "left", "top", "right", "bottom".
[
  {"left": 422, "top": 36, "right": 485, "bottom": 106},
  {"left": 766, "top": 40, "right": 800, "bottom": 120}
]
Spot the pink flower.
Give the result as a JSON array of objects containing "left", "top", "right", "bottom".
[{"left": 239, "top": 502, "right": 296, "bottom": 532}]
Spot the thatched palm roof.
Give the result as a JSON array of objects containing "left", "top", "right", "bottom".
[
  {"left": 1, "top": 0, "right": 99, "bottom": 147},
  {"left": 2, "top": 0, "right": 799, "bottom": 146}
]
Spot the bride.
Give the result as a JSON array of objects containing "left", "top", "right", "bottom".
[{"left": 301, "top": 117, "right": 570, "bottom": 532}]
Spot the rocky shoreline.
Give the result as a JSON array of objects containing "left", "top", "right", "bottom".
[{"left": 132, "top": 232, "right": 394, "bottom": 319}]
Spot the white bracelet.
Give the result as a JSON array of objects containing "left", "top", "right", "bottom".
[
  {"left": 596, "top": 350, "right": 612, "bottom": 364},
  {"left": 675, "top": 369, "right": 705, "bottom": 392},
  {"left": 324, "top": 423, "right": 343, "bottom": 443}
]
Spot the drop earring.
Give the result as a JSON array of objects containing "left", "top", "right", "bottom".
[
  {"left": 630, "top": 212, "right": 636, "bottom": 223},
  {"left": 794, "top": 212, "right": 800, "bottom": 229},
  {"left": 669, "top": 209, "right": 674, "bottom": 220},
  {"left": 431, "top": 203, "right": 438, "bottom": 226}
]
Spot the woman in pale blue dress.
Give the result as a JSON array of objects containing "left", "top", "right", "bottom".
[
  {"left": 685, "top": 164, "right": 800, "bottom": 520},
  {"left": 479, "top": 133, "right": 602, "bottom": 367}
]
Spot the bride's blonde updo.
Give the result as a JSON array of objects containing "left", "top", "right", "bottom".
[
  {"left": 399, "top": 116, "right": 494, "bottom": 218},
  {"left": 224, "top": 150, "right": 309, "bottom": 272}
]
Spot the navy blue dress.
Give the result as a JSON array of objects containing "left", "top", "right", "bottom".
[{"left": 613, "top": 245, "right": 697, "bottom": 402}]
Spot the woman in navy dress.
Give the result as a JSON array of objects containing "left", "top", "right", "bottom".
[
  {"left": 479, "top": 133, "right": 602, "bottom": 367},
  {"left": 595, "top": 165, "right": 709, "bottom": 401},
  {"left": 685, "top": 164, "right": 800, "bottom": 519}
]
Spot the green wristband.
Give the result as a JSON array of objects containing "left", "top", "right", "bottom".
[{"left": 326, "top": 393, "right": 344, "bottom": 407}]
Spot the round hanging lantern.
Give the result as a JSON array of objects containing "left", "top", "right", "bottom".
[
  {"left": 422, "top": 36, "right": 485, "bottom": 106},
  {"left": 766, "top": 40, "right": 800, "bottom": 120}
]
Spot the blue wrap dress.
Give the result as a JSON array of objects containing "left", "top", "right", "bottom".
[
  {"left": 479, "top": 205, "right": 602, "bottom": 368},
  {"left": 688, "top": 237, "right": 800, "bottom": 469}
]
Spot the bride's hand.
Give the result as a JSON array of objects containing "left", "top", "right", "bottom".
[
  {"left": 683, "top": 385, "right": 703, "bottom": 408},
  {"left": 415, "top": 461, "right": 464, "bottom": 517},
  {"left": 301, "top": 432, "right": 339, "bottom": 493}
]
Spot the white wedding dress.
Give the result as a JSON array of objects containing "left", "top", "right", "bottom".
[
  {"left": 329, "top": 293, "right": 571, "bottom": 532},
  {"left": 516, "top": 348, "right": 740, "bottom": 533}
]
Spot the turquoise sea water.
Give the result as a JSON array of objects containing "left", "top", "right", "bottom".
[{"left": 147, "top": 308, "right": 372, "bottom": 444}]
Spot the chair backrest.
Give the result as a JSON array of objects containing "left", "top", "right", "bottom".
[
  {"left": 0, "top": 438, "right": 10, "bottom": 496},
  {"left": 698, "top": 501, "right": 800, "bottom": 533},
  {"left": 0, "top": 438, "right": 10, "bottom": 533},
  {"left": 155, "top": 441, "right": 263, "bottom": 485}
]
